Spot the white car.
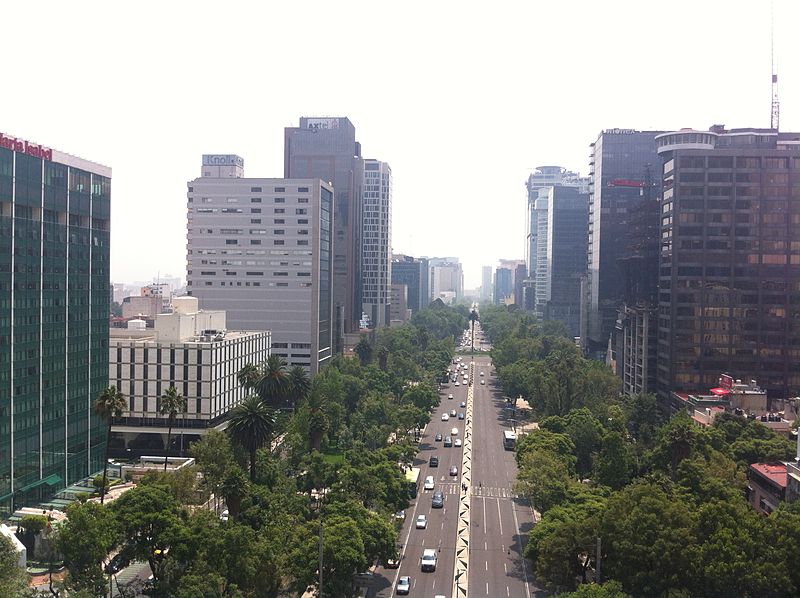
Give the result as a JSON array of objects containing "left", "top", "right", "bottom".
[
  {"left": 448, "top": 394, "right": 453, "bottom": 400},
  {"left": 480, "top": 371, "right": 484, "bottom": 377},
  {"left": 451, "top": 427, "right": 459, "bottom": 436},
  {"left": 416, "top": 514, "right": 428, "bottom": 529},
  {"left": 450, "top": 409, "right": 456, "bottom": 417},
  {"left": 454, "top": 382, "right": 460, "bottom": 387},
  {"left": 397, "top": 576, "right": 411, "bottom": 594},
  {"left": 480, "top": 379, "right": 485, "bottom": 385},
  {"left": 424, "top": 475, "right": 435, "bottom": 490},
  {"left": 454, "top": 438, "right": 462, "bottom": 447},
  {"left": 441, "top": 413, "right": 449, "bottom": 421}
]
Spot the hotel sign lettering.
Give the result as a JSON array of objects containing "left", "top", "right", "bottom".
[{"left": 0, "top": 132, "right": 53, "bottom": 160}]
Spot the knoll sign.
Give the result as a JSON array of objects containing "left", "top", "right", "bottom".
[{"left": 0, "top": 132, "right": 53, "bottom": 161}]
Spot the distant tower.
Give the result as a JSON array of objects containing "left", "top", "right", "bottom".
[{"left": 771, "top": 4, "right": 780, "bottom": 130}]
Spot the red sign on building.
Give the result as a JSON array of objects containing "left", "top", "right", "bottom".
[{"left": 0, "top": 132, "right": 53, "bottom": 161}]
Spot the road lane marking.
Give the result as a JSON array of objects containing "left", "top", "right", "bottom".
[
  {"left": 483, "top": 494, "right": 487, "bottom": 534},
  {"left": 510, "top": 496, "right": 532, "bottom": 598},
  {"left": 496, "top": 498, "right": 503, "bottom": 536}
]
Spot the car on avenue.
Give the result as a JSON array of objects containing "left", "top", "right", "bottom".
[
  {"left": 451, "top": 427, "right": 459, "bottom": 436},
  {"left": 432, "top": 490, "right": 444, "bottom": 508},
  {"left": 435, "top": 432, "right": 443, "bottom": 441},
  {"left": 441, "top": 413, "right": 449, "bottom": 421},
  {"left": 397, "top": 575, "right": 411, "bottom": 594},
  {"left": 444, "top": 436, "right": 453, "bottom": 447},
  {"left": 416, "top": 515, "right": 427, "bottom": 529},
  {"left": 449, "top": 466, "right": 458, "bottom": 476},
  {"left": 454, "top": 438, "right": 462, "bottom": 447},
  {"left": 458, "top": 412, "right": 464, "bottom": 420},
  {"left": 448, "top": 394, "right": 453, "bottom": 400},
  {"left": 481, "top": 379, "right": 485, "bottom": 385},
  {"left": 424, "top": 475, "right": 435, "bottom": 490},
  {"left": 450, "top": 409, "right": 457, "bottom": 417},
  {"left": 460, "top": 401, "right": 466, "bottom": 408}
]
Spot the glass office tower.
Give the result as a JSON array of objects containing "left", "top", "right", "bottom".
[{"left": 0, "top": 133, "right": 110, "bottom": 516}]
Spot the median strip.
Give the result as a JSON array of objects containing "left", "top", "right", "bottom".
[{"left": 452, "top": 360, "right": 474, "bottom": 598}]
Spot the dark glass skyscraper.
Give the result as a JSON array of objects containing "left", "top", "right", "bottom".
[
  {"left": 655, "top": 125, "right": 800, "bottom": 402},
  {"left": 0, "top": 132, "right": 110, "bottom": 516},
  {"left": 391, "top": 255, "right": 429, "bottom": 314},
  {"left": 284, "top": 118, "right": 364, "bottom": 348},
  {"left": 583, "top": 129, "right": 664, "bottom": 357}
]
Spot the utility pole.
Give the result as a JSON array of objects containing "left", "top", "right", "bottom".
[{"left": 596, "top": 536, "right": 602, "bottom": 584}]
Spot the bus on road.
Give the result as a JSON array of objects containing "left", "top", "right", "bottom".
[
  {"left": 404, "top": 467, "right": 421, "bottom": 498},
  {"left": 503, "top": 430, "right": 516, "bottom": 450}
]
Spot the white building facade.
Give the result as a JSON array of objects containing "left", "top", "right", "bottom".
[
  {"left": 109, "top": 297, "right": 271, "bottom": 457},
  {"left": 362, "top": 159, "right": 392, "bottom": 328}
]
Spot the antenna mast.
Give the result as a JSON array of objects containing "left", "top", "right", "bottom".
[{"left": 771, "top": 2, "right": 780, "bottom": 130}]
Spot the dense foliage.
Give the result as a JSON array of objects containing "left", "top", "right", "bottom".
[
  {"left": 483, "top": 304, "right": 800, "bottom": 596},
  {"left": 38, "top": 303, "right": 463, "bottom": 597}
]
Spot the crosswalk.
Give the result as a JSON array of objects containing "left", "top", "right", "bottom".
[{"left": 427, "top": 483, "right": 516, "bottom": 498}]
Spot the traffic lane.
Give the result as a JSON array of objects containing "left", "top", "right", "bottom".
[{"left": 372, "top": 417, "right": 463, "bottom": 595}]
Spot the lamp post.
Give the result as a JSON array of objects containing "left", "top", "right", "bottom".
[{"left": 313, "top": 489, "right": 325, "bottom": 597}]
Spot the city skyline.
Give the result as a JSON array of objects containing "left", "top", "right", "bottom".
[{"left": 4, "top": 2, "right": 799, "bottom": 290}]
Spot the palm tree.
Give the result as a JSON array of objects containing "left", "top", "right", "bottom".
[
  {"left": 237, "top": 363, "right": 261, "bottom": 391},
  {"left": 258, "top": 354, "right": 289, "bottom": 407},
  {"left": 288, "top": 365, "right": 311, "bottom": 411},
  {"left": 353, "top": 336, "right": 373, "bottom": 367},
  {"left": 227, "top": 395, "right": 277, "bottom": 481},
  {"left": 160, "top": 386, "right": 187, "bottom": 471},
  {"left": 94, "top": 386, "right": 127, "bottom": 504}
]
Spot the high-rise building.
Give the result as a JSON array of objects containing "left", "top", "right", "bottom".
[
  {"left": 362, "top": 160, "right": 392, "bottom": 328},
  {"left": 481, "top": 266, "right": 493, "bottom": 302},
  {"left": 494, "top": 268, "right": 513, "bottom": 304},
  {"left": 542, "top": 186, "right": 589, "bottom": 337},
  {"left": 655, "top": 125, "right": 800, "bottom": 402},
  {"left": 284, "top": 117, "right": 364, "bottom": 347},
  {"left": 186, "top": 155, "right": 333, "bottom": 373},
  {"left": 583, "top": 129, "right": 665, "bottom": 358},
  {"left": 0, "top": 132, "right": 111, "bottom": 516},
  {"left": 391, "top": 255, "right": 429, "bottom": 314},
  {"left": 429, "top": 258, "right": 463, "bottom": 303},
  {"left": 525, "top": 167, "right": 588, "bottom": 312},
  {"left": 109, "top": 297, "right": 270, "bottom": 457}
]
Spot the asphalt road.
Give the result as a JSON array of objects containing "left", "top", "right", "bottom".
[{"left": 370, "top": 343, "right": 542, "bottom": 598}]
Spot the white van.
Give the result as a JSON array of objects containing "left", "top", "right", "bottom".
[{"left": 424, "top": 475, "right": 435, "bottom": 490}]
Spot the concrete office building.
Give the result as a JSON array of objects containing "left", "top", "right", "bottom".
[
  {"left": 362, "top": 160, "right": 392, "bottom": 328},
  {"left": 391, "top": 254, "right": 429, "bottom": 314},
  {"left": 0, "top": 132, "right": 111, "bottom": 516},
  {"left": 429, "top": 258, "right": 463, "bottom": 303},
  {"left": 186, "top": 155, "right": 333, "bottom": 373},
  {"left": 109, "top": 297, "right": 270, "bottom": 457},
  {"left": 389, "top": 284, "right": 410, "bottom": 325},
  {"left": 481, "top": 265, "right": 493, "bottom": 302},
  {"left": 583, "top": 129, "right": 665, "bottom": 358},
  {"left": 655, "top": 125, "right": 800, "bottom": 402},
  {"left": 542, "top": 187, "right": 589, "bottom": 337},
  {"left": 284, "top": 117, "right": 364, "bottom": 347}
]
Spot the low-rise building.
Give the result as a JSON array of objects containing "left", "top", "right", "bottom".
[
  {"left": 109, "top": 296, "right": 270, "bottom": 458},
  {"left": 389, "top": 284, "right": 410, "bottom": 325},
  {"left": 748, "top": 462, "right": 787, "bottom": 514}
]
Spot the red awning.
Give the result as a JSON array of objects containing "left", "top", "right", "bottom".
[{"left": 710, "top": 388, "right": 730, "bottom": 395}]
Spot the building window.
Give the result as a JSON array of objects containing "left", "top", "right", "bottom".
[
  {"left": 250, "top": 239, "right": 262, "bottom": 245},
  {"left": 275, "top": 198, "right": 285, "bottom": 204},
  {"left": 297, "top": 240, "right": 309, "bottom": 246},
  {"left": 274, "top": 229, "right": 285, "bottom": 235},
  {"left": 296, "top": 208, "right": 307, "bottom": 215},
  {"left": 251, "top": 198, "right": 262, "bottom": 203},
  {"left": 298, "top": 198, "right": 309, "bottom": 204},
  {"left": 225, "top": 240, "right": 238, "bottom": 245},
  {"left": 274, "top": 240, "right": 284, "bottom": 245},
  {"left": 298, "top": 187, "right": 309, "bottom": 192},
  {"left": 251, "top": 187, "right": 262, "bottom": 192},
  {"left": 275, "top": 187, "right": 285, "bottom": 192}
]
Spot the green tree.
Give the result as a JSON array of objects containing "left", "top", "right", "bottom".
[
  {"left": 159, "top": 386, "right": 187, "bottom": 470},
  {"left": 599, "top": 481, "right": 697, "bottom": 597},
  {"left": 319, "top": 516, "right": 367, "bottom": 597},
  {"left": 469, "top": 308, "right": 479, "bottom": 351},
  {"left": 57, "top": 502, "right": 116, "bottom": 596},
  {"left": 353, "top": 335, "right": 374, "bottom": 367},
  {"left": 220, "top": 466, "right": 249, "bottom": 519},
  {"left": 515, "top": 449, "right": 572, "bottom": 513},
  {"left": 94, "top": 385, "right": 127, "bottom": 504},
  {"left": 111, "top": 484, "right": 185, "bottom": 586},
  {"left": 593, "top": 431, "right": 631, "bottom": 490},
  {"left": 564, "top": 408, "right": 605, "bottom": 477},
  {"left": 516, "top": 429, "right": 577, "bottom": 473},
  {"left": 227, "top": 395, "right": 277, "bottom": 481},
  {"left": 190, "top": 429, "right": 235, "bottom": 511},
  {"left": 237, "top": 363, "right": 261, "bottom": 392},
  {"left": 562, "top": 581, "right": 631, "bottom": 598},
  {"left": 258, "top": 354, "right": 289, "bottom": 407},
  {"left": 288, "top": 365, "right": 312, "bottom": 411},
  {"left": 0, "top": 533, "right": 28, "bottom": 596}
]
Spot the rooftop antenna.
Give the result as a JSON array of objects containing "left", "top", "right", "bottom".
[{"left": 771, "top": 1, "right": 780, "bottom": 131}]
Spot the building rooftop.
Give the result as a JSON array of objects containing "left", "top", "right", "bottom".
[{"left": 750, "top": 462, "right": 788, "bottom": 489}]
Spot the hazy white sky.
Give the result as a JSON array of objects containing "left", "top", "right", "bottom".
[{"left": 3, "top": 1, "right": 798, "bottom": 289}]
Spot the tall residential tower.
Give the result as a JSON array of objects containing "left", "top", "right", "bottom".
[{"left": 362, "top": 160, "right": 392, "bottom": 328}]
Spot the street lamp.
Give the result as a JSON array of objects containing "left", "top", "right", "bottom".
[{"left": 312, "top": 489, "right": 325, "bottom": 597}]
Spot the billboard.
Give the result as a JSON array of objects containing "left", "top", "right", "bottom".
[{"left": 202, "top": 154, "right": 244, "bottom": 167}]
